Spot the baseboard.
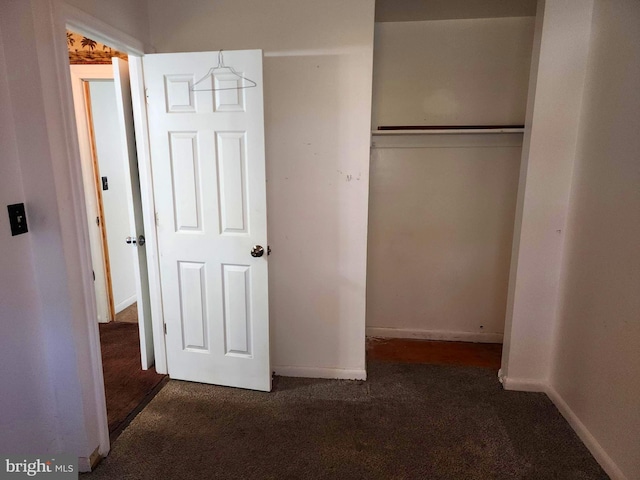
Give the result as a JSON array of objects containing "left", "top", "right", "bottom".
[
  {"left": 114, "top": 294, "right": 136, "bottom": 314},
  {"left": 366, "top": 326, "right": 503, "bottom": 344},
  {"left": 78, "top": 446, "right": 102, "bottom": 473},
  {"left": 502, "top": 378, "right": 627, "bottom": 479},
  {"left": 501, "top": 376, "right": 547, "bottom": 392},
  {"left": 545, "top": 385, "right": 627, "bottom": 480},
  {"left": 273, "top": 365, "right": 367, "bottom": 381}
]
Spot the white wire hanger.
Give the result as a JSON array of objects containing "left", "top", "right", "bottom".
[{"left": 190, "top": 50, "right": 257, "bottom": 92}]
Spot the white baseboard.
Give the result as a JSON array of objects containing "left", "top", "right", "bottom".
[
  {"left": 78, "top": 446, "right": 101, "bottom": 473},
  {"left": 545, "top": 385, "right": 627, "bottom": 480},
  {"left": 114, "top": 294, "right": 136, "bottom": 314},
  {"left": 501, "top": 376, "right": 547, "bottom": 392},
  {"left": 502, "top": 378, "right": 627, "bottom": 479},
  {"left": 366, "top": 326, "right": 503, "bottom": 343},
  {"left": 273, "top": 365, "right": 367, "bottom": 381}
]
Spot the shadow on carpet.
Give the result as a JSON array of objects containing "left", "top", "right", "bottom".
[{"left": 86, "top": 361, "right": 608, "bottom": 479}]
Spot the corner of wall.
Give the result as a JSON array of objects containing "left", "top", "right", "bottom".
[
  {"left": 499, "top": 0, "right": 545, "bottom": 381},
  {"left": 500, "top": 0, "right": 595, "bottom": 386}
]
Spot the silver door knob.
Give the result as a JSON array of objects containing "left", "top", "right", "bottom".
[
  {"left": 251, "top": 245, "right": 264, "bottom": 257},
  {"left": 138, "top": 235, "right": 146, "bottom": 246}
]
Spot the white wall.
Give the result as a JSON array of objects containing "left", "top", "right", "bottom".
[
  {"left": 550, "top": 1, "right": 640, "bottom": 478},
  {"left": 501, "top": 0, "right": 595, "bottom": 390},
  {"left": 1, "top": 1, "right": 95, "bottom": 459},
  {"left": 367, "top": 17, "right": 533, "bottom": 341},
  {"left": 89, "top": 80, "right": 137, "bottom": 314},
  {"left": 372, "top": 17, "right": 535, "bottom": 127},
  {"left": 0, "top": 24, "right": 59, "bottom": 455},
  {"left": 375, "top": 0, "right": 536, "bottom": 22},
  {"left": 147, "top": 0, "right": 375, "bottom": 378},
  {"left": 368, "top": 135, "right": 521, "bottom": 342},
  {"left": 0, "top": 0, "right": 150, "bottom": 465},
  {"left": 62, "top": 0, "right": 150, "bottom": 47}
]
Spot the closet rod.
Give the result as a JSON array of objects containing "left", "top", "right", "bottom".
[
  {"left": 377, "top": 125, "right": 524, "bottom": 131},
  {"left": 374, "top": 125, "right": 525, "bottom": 135}
]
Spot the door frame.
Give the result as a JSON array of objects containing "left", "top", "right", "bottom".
[
  {"left": 69, "top": 65, "right": 116, "bottom": 325},
  {"left": 50, "top": 2, "right": 166, "bottom": 460}
]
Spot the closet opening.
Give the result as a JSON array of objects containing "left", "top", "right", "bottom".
[{"left": 366, "top": 0, "right": 537, "bottom": 368}]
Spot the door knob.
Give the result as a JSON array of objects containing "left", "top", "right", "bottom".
[
  {"left": 126, "top": 235, "right": 145, "bottom": 246},
  {"left": 251, "top": 245, "right": 264, "bottom": 257}
]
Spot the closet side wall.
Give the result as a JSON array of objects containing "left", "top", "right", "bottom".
[{"left": 367, "top": 17, "right": 534, "bottom": 342}]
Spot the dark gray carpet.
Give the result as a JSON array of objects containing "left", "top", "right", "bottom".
[{"left": 86, "top": 362, "right": 608, "bottom": 479}]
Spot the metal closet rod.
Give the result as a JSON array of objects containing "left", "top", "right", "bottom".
[{"left": 377, "top": 125, "right": 525, "bottom": 130}]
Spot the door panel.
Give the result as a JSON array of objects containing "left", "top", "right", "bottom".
[
  {"left": 168, "top": 132, "right": 202, "bottom": 231},
  {"left": 217, "top": 132, "right": 248, "bottom": 233},
  {"left": 178, "top": 261, "right": 208, "bottom": 351},
  {"left": 143, "top": 50, "right": 270, "bottom": 391}
]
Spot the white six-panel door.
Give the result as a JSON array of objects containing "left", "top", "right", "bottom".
[{"left": 143, "top": 50, "right": 270, "bottom": 391}]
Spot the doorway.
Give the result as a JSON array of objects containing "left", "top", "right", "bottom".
[
  {"left": 66, "top": 27, "right": 273, "bottom": 436},
  {"left": 70, "top": 62, "right": 134, "bottom": 325},
  {"left": 67, "top": 31, "right": 166, "bottom": 439}
]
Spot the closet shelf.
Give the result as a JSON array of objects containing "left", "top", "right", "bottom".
[{"left": 373, "top": 125, "right": 525, "bottom": 135}]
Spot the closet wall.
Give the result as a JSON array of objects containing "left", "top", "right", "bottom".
[{"left": 367, "top": 14, "right": 535, "bottom": 342}]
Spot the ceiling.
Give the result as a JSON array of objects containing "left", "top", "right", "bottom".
[{"left": 375, "top": 0, "right": 537, "bottom": 22}]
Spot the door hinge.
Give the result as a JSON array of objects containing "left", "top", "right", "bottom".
[
  {"left": 96, "top": 216, "right": 100, "bottom": 226},
  {"left": 155, "top": 211, "right": 160, "bottom": 226},
  {"left": 145, "top": 88, "right": 150, "bottom": 105},
  {"left": 163, "top": 323, "right": 167, "bottom": 335}
]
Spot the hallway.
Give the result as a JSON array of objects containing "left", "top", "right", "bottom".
[{"left": 99, "top": 316, "right": 166, "bottom": 438}]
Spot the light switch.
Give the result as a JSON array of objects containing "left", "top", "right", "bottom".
[{"left": 7, "top": 203, "right": 28, "bottom": 236}]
